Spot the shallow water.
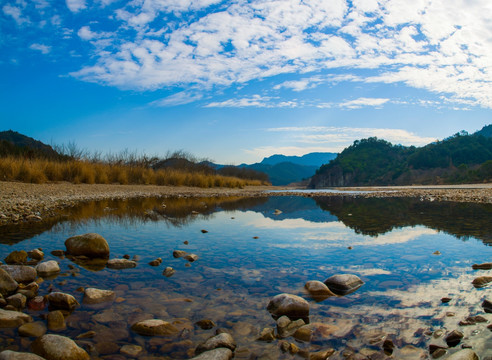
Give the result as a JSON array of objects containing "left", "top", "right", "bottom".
[{"left": 1, "top": 196, "right": 492, "bottom": 359}]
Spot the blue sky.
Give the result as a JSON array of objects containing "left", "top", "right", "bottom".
[{"left": 1, "top": 0, "right": 491, "bottom": 164}]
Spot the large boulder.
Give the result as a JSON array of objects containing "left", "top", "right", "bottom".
[
  {"left": 47, "top": 292, "right": 79, "bottom": 311},
  {"left": 0, "top": 268, "right": 18, "bottom": 296},
  {"left": 65, "top": 233, "right": 110, "bottom": 259},
  {"left": 0, "top": 308, "right": 32, "bottom": 328},
  {"left": 267, "top": 293, "right": 309, "bottom": 320},
  {"left": 31, "top": 334, "right": 90, "bottom": 360},
  {"left": 131, "top": 319, "right": 179, "bottom": 336},
  {"left": 0, "top": 350, "right": 46, "bottom": 360},
  {"left": 35, "top": 261, "right": 60, "bottom": 277},
  {"left": 83, "top": 288, "right": 115, "bottom": 305},
  {"left": 323, "top": 274, "right": 364, "bottom": 295},
  {"left": 1, "top": 265, "right": 37, "bottom": 284}
]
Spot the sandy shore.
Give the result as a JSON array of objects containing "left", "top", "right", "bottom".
[{"left": 1, "top": 181, "right": 491, "bottom": 225}]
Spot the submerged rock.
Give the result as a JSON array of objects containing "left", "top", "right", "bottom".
[
  {"left": 6, "top": 293, "right": 26, "bottom": 309},
  {"left": 0, "top": 308, "right": 32, "bottom": 328},
  {"left": 131, "top": 319, "right": 179, "bottom": 336},
  {"left": 1, "top": 265, "right": 37, "bottom": 284},
  {"left": 47, "top": 292, "right": 79, "bottom": 311},
  {"left": 323, "top": 274, "right": 364, "bottom": 295},
  {"left": 65, "top": 233, "right": 110, "bottom": 259},
  {"left": 31, "top": 334, "right": 90, "bottom": 360},
  {"left": 83, "top": 288, "right": 115, "bottom": 305},
  {"left": 267, "top": 293, "right": 309, "bottom": 320},
  {"left": 106, "top": 259, "right": 136, "bottom": 269},
  {"left": 445, "top": 349, "right": 479, "bottom": 360},
  {"left": 196, "top": 319, "right": 216, "bottom": 330},
  {"left": 0, "top": 350, "right": 46, "bottom": 360},
  {"left": 191, "top": 348, "right": 232, "bottom": 360},
  {"left": 35, "top": 261, "right": 60, "bottom": 277},
  {"left": 18, "top": 321, "right": 47, "bottom": 337},
  {"left": 257, "top": 327, "right": 275, "bottom": 342},
  {"left": 47, "top": 310, "right": 66, "bottom": 331},
  {"left": 28, "top": 249, "right": 44, "bottom": 261},
  {"left": 195, "top": 333, "right": 236, "bottom": 355}
]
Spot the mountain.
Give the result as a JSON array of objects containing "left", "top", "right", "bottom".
[
  {"left": 0, "top": 130, "right": 61, "bottom": 159},
  {"left": 260, "top": 152, "right": 337, "bottom": 167},
  {"left": 309, "top": 126, "right": 492, "bottom": 188},
  {"left": 243, "top": 162, "right": 318, "bottom": 186}
]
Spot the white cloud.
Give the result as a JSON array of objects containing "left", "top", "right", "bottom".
[
  {"left": 2, "top": 4, "right": 29, "bottom": 25},
  {"left": 66, "top": 0, "right": 86, "bottom": 13},
  {"left": 151, "top": 91, "right": 203, "bottom": 107},
  {"left": 29, "top": 43, "right": 51, "bottom": 54},
  {"left": 339, "top": 97, "right": 390, "bottom": 109},
  {"left": 205, "top": 95, "right": 299, "bottom": 108}
]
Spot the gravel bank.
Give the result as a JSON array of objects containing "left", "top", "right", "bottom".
[{"left": 1, "top": 181, "right": 491, "bottom": 225}]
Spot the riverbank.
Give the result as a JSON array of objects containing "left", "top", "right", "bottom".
[{"left": 1, "top": 181, "right": 491, "bottom": 225}]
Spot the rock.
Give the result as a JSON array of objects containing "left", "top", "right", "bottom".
[
  {"left": 173, "top": 250, "right": 187, "bottom": 258},
  {"left": 65, "top": 233, "right": 110, "bottom": 259},
  {"left": 35, "top": 261, "right": 60, "bottom": 277},
  {"left": 0, "top": 308, "right": 32, "bottom": 327},
  {"left": 184, "top": 254, "right": 198, "bottom": 262},
  {"left": 4, "top": 251, "right": 28, "bottom": 265},
  {"left": 433, "top": 251, "right": 441, "bottom": 255},
  {"left": 294, "top": 325, "right": 312, "bottom": 342},
  {"left": 31, "top": 334, "right": 90, "bottom": 360},
  {"left": 472, "top": 263, "right": 492, "bottom": 270},
  {"left": 441, "top": 297, "right": 452, "bottom": 303},
  {"left": 459, "top": 315, "right": 487, "bottom": 326},
  {"left": 195, "top": 333, "right": 236, "bottom": 355},
  {"left": 131, "top": 319, "right": 179, "bottom": 336},
  {"left": 383, "top": 339, "right": 395, "bottom": 355},
  {"left": 6, "top": 293, "right": 26, "bottom": 309},
  {"left": 196, "top": 319, "right": 216, "bottom": 330},
  {"left": 0, "top": 350, "right": 46, "bottom": 360},
  {"left": 18, "top": 321, "right": 47, "bottom": 337},
  {"left": 201, "top": 229, "right": 208, "bottom": 233},
  {"left": 83, "top": 288, "right": 115, "bottom": 305},
  {"left": 47, "top": 310, "right": 66, "bottom": 331},
  {"left": 190, "top": 348, "right": 232, "bottom": 360},
  {"left": 309, "top": 349, "right": 335, "bottom": 360},
  {"left": 304, "top": 280, "right": 336, "bottom": 301},
  {"left": 75, "top": 331, "right": 95, "bottom": 339},
  {"left": 120, "top": 345, "right": 142, "bottom": 357},
  {"left": 471, "top": 276, "right": 492, "bottom": 288},
  {"left": 445, "top": 330, "right": 464, "bottom": 347},
  {"left": 47, "top": 292, "right": 79, "bottom": 311},
  {"left": 163, "top": 267, "right": 175, "bottom": 277},
  {"left": 273, "top": 209, "right": 282, "bottom": 215},
  {"left": 323, "top": 274, "right": 364, "bottom": 295},
  {"left": 1, "top": 265, "right": 37, "bottom": 284},
  {"left": 28, "top": 296, "right": 46, "bottom": 311},
  {"left": 276, "top": 316, "right": 305, "bottom": 338},
  {"left": 50, "top": 250, "right": 65, "bottom": 257},
  {"left": 267, "top": 293, "right": 309, "bottom": 320},
  {"left": 0, "top": 267, "right": 18, "bottom": 296},
  {"left": 445, "top": 349, "right": 479, "bottom": 360},
  {"left": 257, "top": 327, "right": 275, "bottom": 342},
  {"left": 149, "top": 258, "right": 162, "bottom": 266},
  {"left": 106, "top": 259, "right": 136, "bottom": 269},
  {"left": 94, "top": 341, "right": 119, "bottom": 355},
  {"left": 28, "top": 249, "right": 44, "bottom": 261},
  {"left": 482, "top": 299, "right": 492, "bottom": 313}
]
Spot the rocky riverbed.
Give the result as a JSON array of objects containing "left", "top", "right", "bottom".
[{"left": 1, "top": 182, "right": 491, "bottom": 226}]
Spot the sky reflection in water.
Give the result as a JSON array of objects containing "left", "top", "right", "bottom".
[{"left": 1, "top": 196, "right": 492, "bottom": 359}]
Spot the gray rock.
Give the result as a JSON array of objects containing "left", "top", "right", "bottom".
[
  {"left": 83, "top": 288, "right": 115, "bottom": 304},
  {"left": 190, "top": 348, "right": 233, "bottom": 360},
  {"left": 1, "top": 265, "right": 37, "bottom": 284},
  {"left": 65, "top": 233, "right": 110, "bottom": 259},
  {"left": 35, "top": 261, "right": 60, "bottom": 277},
  {"left": 267, "top": 293, "right": 309, "bottom": 320},
  {"left": 18, "top": 321, "right": 47, "bottom": 337},
  {"left": 47, "top": 292, "right": 79, "bottom": 311},
  {"left": 131, "top": 319, "right": 179, "bottom": 336},
  {"left": 31, "top": 334, "right": 90, "bottom": 360},
  {"left": 0, "top": 308, "right": 32, "bottom": 328},
  {"left": 195, "top": 333, "right": 236, "bottom": 355},
  {"left": 445, "top": 349, "right": 479, "bottom": 360},
  {"left": 0, "top": 350, "right": 46, "bottom": 360},
  {"left": 106, "top": 259, "right": 136, "bottom": 269},
  {"left": 323, "top": 274, "right": 364, "bottom": 295},
  {"left": 0, "top": 268, "right": 18, "bottom": 296}
]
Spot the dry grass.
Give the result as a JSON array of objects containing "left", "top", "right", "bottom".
[{"left": 0, "top": 157, "right": 264, "bottom": 188}]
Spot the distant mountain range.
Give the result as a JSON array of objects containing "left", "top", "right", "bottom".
[
  {"left": 309, "top": 124, "right": 492, "bottom": 187},
  {"left": 0, "top": 130, "right": 61, "bottom": 159}
]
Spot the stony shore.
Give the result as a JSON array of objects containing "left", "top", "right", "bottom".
[{"left": 1, "top": 181, "right": 491, "bottom": 226}]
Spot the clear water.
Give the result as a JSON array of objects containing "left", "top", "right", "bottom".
[{"left": 1, "top": 196, "right": 492, "bottom": 359}]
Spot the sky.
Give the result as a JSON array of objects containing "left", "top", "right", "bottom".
[{"left": 0, "top": 0, "right": 491, "bottom": 164}]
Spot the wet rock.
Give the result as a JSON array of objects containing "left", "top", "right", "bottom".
[
  {"left": 47, "top": 310, "right": 66, "bottom": 331},
  {"left": 196, "top": 319, "right": 216, "bottom": 330},
  {"left": 6, "top": 293, "right": 26, "bottom": 309},
  {"left": 304, "top": 280, "right": 336, "bottom": 301},
  {"left": 273, "top": 209, "right": 282, "bottom": 215},
  {"left": 149, "top": 258, "right": 162, "bottom": 266},
  {"left": 482, "top": 299, "right": 492, "bottom": 313},
  {"left": 190, "top": 348, "right": 232, "bottom": 360},
  {"left": 184, "top": 254, "right": 198, "bottom": 262},
  {"left": 94, "top": 341, "right": 119, "bottom": 355},
  {"left": 472, "top": 263, "right": 492, "bottom": 270},
  {"left": 1, "top": 265, "right": 37, "bottom": 284},
  {"left": 120, "top": 344, "right": 142, "bottom": 357},
  {"left": 4, "top": 251, "right": 28, "bottom": 265},
  {"left": 83, "top": 288, "right": 115, "bottom": 305},
  {"left": 293, "top": 325, "right": 312, "bottom": 342},
  {"left": 27, "top": 296, "right": 46, "bottom": 311},
  {"left": 195, "top": 333, "right": 236, "bottom": 355},
  {"left": 163, "top": 267, "right": 175, "bottom": 277},
  {"left": 131, "top": 319, "right": 179, "bottom": 336},
  {"left": 0, "top": 268, "right": 18, "bottom": 296},
  {"left": 75, "top": 331, "right": 96, "bottom": 339},
  {"left": 28, "top": 249, "right": 44, "bottom": 261},
  {"left": 173, "top": 250, "right": 187, "bottom": 258},
  {"left": 257, "top": 328, "right": 275, "bottom": 342},
  {"left": 445, "top": 349, "right": 479, "bottom": 360},
  {"left": 201, "top": 229, "right": 209, "bottom": 233},
  {"left": 309, "top": 349, "right": 335, "bottom": 360},
  {"left": 47, "top": 292, "right": 79, "bottom": 311},
  {"left": 106, "top": 259, "right": 136, "bottom": 269},
  {"left": 267, "top": 293, "right": 309, "bottom": 320},
  {"left": 471, "top": 276, "right": 492, "bottom": 288},
  {"left": 383, "top": 339, "right": 395, "bottom": 355},
  {"left": 433, "top": 251, "right": 441, "bottom": 255},
  {"left": 65, "top": 233, "right": 110, "bottom": 259},
  {"left": 0, "top": 308, "right": 32, "bottom": 328},
  {"left": 441, "top": 297, "right": 452, "bottom": 303},
  {"left": 0, "top": 350, "right": 46, "bottom": 360},
  {"left": 277, "top": 316, "right": 305, "bottom": 338},
  {"left": 445, "top": 330, "right": 464, "bottom": 347},
  {"left": 35, "top": 261, "right": 60, "bottom": 277},
  {"left": 323, "top": 274, "right": 364, "bottom": 295},
  {"left": 18, "top": 321, "right": 47, "bottom": 337},
  {"left": 459, "top": 315, "right": 487, "bottom": 326},
  {"left": 50, "top": 250, "right": 64, "bottom": 257},
  {"left": 31, "top": 334, "right": 90, "bottom": 360}
]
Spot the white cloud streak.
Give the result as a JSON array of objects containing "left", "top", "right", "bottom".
[
  {"left": 66, "top": 0, "right": 86, "bottom": 13},
  {"left": 29, "top": 43, "right": 51, "bottom": 54}
]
